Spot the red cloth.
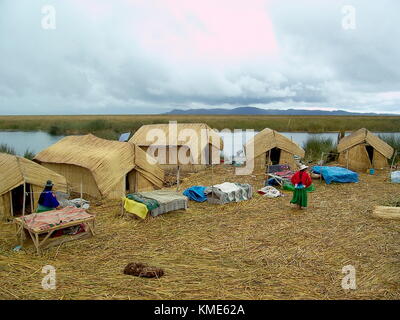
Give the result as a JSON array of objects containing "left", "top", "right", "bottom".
[{"left": 291, "top": 170, "right": 312, "bottom": 187}]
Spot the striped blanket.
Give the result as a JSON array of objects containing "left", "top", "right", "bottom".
[{"left": 21, "top": 206, "right": 93, "bottom": 232}]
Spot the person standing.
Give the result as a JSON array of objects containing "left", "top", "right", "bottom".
[{"left": 290, "top": 165, "right": 312, "bottom": 209}]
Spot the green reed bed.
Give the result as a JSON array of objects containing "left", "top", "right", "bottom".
[
  {"left": 0, "top": 115, "right": 399, "bottom": 140},
  {"left": 303, "top": 136, "right": 337, "bottom": 162}
]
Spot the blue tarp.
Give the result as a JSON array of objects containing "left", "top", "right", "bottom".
[
  {"left": 312, "top": 166, "right": 358, "bottom": 184},
  {"left": 183, "top": 186, "right": 207, "bottom": 202}
]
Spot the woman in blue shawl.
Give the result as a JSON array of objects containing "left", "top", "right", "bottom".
[{"left": 37, "top": 180, "right": 60, "bottom": 213}]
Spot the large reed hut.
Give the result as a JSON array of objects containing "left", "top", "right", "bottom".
[
  {"left": 337, "top": 128, "right": 394, "bottom": 171},
  {"left": 0, "top": 153, "right": 67, "bottom": 221},
  {"left": 129, "top": 123, "right": 223, "bottom": 172},
  {"left": 244, "top": 128, "right": 305, "bottom": 172},
  {"left": 34, "top": 134, "right": 164, "bottom": 199}
]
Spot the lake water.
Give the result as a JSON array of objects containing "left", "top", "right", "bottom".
[
  {"left": 0, "top": 130, "right": 398, "bottom": 159},
  {"left": 0, "top": 131, "right": 64, "bottom": 156}
]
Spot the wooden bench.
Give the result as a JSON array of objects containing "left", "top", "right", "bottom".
[{"left": 14, "top": 207, "right": 95, "bottom": 254}]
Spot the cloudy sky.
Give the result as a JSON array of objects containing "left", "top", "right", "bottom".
[{"left": 0, "top": 0, "right": 399, "bottom": 115}]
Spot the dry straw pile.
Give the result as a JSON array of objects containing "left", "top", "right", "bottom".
[{"left": 0, "top": 165, "right": 399, "bottom": 299}]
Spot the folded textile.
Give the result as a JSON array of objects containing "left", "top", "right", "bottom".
[
  {"left": 257, "top": 186, "right": 282, "bottom": 198},
  {"left": 123, "top": 197, "right": 148, "bottom": 219},
  {"left": 205, "top": 183, "right": 253, "bottom": 204},
  {"left": 274, "top": 170, "right": 295, "bottom": 179},
  {"left": 267, "top": 164, "right": 290, "bottom": 173},
  {"left": 211, "top": 182, "right": 241, "bottom": 193},
  {"left": 136, "top": 190, "right": 188, "bottom": 217},
  {"left": 56, "top": 192, "right": 90, "bottom": 210},
  {"left": 59, "top": 198, "right": 90, "bottom": 210},
  {"left": 127, "top": 193, "right": 160, "bottom": 211},
  {"left": 183, "top": 186, "right": 207, "bottom": 202}
]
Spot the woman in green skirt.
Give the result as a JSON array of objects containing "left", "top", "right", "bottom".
[{"left": 290, "top": 165, "right": 312, "bottom": 209}]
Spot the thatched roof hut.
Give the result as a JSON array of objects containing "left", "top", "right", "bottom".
[
  {"left": 244, "top": 128, "right": 305, "bottom": 172},
  {"left": 34, "top": 134, "right": 164, "bottom": 199},
  {"left": 0, "top": 153, "right": 67, "bottom": 221},
  {"left": 129, "top": 123, "right": 223, "bottom": 171},
  {"left": 337, "top": 128, "right": 394, "bottom": 171}
]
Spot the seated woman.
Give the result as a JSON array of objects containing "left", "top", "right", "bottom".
[{"left": 37, "top": 180, "right": 61, "bottom": 213}]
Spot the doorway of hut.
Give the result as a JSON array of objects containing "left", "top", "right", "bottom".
[
  {"left": 268, "top": 148, "right": 281, "bottom": 165},
  {"left": 125, "top": 174, "right": 131, "bottom": 194},
  {"left": 366, "top": 144, "right": 374, "bottom": 164},
  {"left": 11, "top": 183, "right": 33, "bottom": 216}
]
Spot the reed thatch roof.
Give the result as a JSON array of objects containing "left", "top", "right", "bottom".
[
  {"left": 0, "top": 152, "right": 67, "bottom": 196},
  {"left": 129, "top": 123, "right": 223, "bottom": 158},
  {"left": 337, "top": 128, "right": 394, "bottom": 159},
  {"left": 245, "top": 128, "right": 305, "bottom": 159},
  {"left": 34, "top": 134, "right": 164, "bottom": 196}
]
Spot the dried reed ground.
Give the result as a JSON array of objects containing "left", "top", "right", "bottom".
[{"left": 0, "top": 165, "right": 399, "bottom": 300}]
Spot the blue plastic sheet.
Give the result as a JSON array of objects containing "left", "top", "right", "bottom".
[
  {"left": 183, "top": 186, "right": 207, "bottom": 202},
  {"left": 312, "top": 166, "right": 358, "bottom": 184}
]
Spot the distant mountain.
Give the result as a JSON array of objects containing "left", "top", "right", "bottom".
[{"left": 164, "top": 106, "right": 394, "bottom": 116}]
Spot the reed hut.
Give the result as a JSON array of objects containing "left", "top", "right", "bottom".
[
  {"left": 244, "top": 128, "right": 305, "bottom": 172},
  {"left": 337, "top": 128, "right": 394, "bottom": 171},
  {"left": 34, "top": 134, "right": 164, "bottom": 199},
  {"left": 129, "top": 123, "right": 223, "bottom": 172},
  {"left": 0, "top": 153, "right": 67, "bottom": 221}
]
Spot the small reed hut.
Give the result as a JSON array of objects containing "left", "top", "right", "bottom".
[
  {"left": 129, "top": 123, "right": 223, "bottom": 172},
  {"left": 0, "top": 153, "right": 67, "bottom": 221},
  {"left": 244, "top": 128, "right": 305, "bottom": 172},
  {"left": 337, "top": 128, "right": 394, "bottom": 171},
  {"left": 34, "top": 134, "right": 164, "bottom": 199}
]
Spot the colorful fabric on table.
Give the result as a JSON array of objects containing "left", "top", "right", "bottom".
[
  {"left": 123, "top": 197, "right": 148, "bottom": 219},
  {"left": 22, "top": 206, "right": 93, "bottom": 232},
  {"left": 126, "top": 194, "right": 159, "bottom": 211},
  {"left": 183, "top": 186, "right": 207, "bottom": 202}
]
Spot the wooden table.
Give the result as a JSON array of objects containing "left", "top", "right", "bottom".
[{"left": 14, "top": 207, "right": 96, "bottom": 255}]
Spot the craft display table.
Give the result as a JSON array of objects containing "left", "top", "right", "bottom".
[{"left": 14, "top": 206, "right": 95, "bottom": 254}]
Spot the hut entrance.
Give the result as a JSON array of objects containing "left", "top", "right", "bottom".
[
  {"left": 125, "top": 175, "right": 131, "bottom": 193},
  {"left": 11, "top": 184, "right": 33, "bottom": 216},
  {"left": 366, "top": 145, "right": 374, "bottom": 163},
  {"left": 269, "top": 148, "right": 281, "bottom": 165}
]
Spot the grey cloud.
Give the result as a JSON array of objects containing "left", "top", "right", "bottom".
[{"left": 0, "top": 0, "right": 399, "bottom": 114}]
